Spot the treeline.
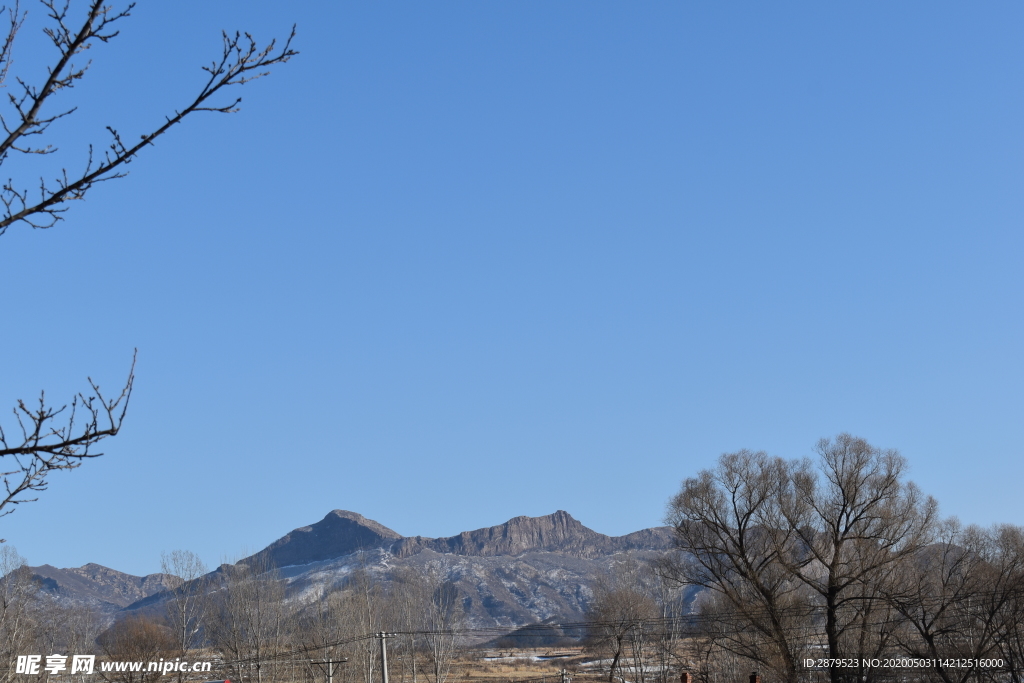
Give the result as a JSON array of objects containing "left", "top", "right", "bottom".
[
  {"left": 0, "top": 547, "right": 99, "bottom": 683},
  {"left": 655, "top": 434, "right": 1024, "bottom": 683},
  {"left": 0, "top": 552, "right": 465, "bottom": 683}
]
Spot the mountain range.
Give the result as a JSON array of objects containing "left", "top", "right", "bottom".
[
  {"left": 26, "top": 563, "right": 178, "bottom": 613},
  {"left": 28, "top": 510, "right": 677, "bottom": 627}
]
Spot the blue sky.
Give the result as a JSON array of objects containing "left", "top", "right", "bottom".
[{"left": 0, "top": 2, "right": 1021, "bottom": 576}]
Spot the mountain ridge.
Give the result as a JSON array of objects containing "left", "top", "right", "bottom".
[
  {"left": 31, "top": 510, "right": 678, "bottom": 628},
  {"left": 244, "top": 509, "right": 673, "bottom": 568},
  {"left": 26, "top": 563, "right": 178, "bottom": 613}
]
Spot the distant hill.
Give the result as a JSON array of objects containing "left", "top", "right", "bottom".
[
  {"left": 37, "top": 511, "right": 678, "bottom": 629},
  {"left": 26, "top": 563, "right": 178, "bottom": 614},
  {"left": 234, "top": 510, "right": 676, "bottom": 627}
]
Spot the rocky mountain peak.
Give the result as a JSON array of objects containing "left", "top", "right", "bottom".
[
  {"left": 245, "top": 509, "right": 403, "bottom": 568},
  {"left": 326, "top": 510, "right": 403, "bottom": 539}
]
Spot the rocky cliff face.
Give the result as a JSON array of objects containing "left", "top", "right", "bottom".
[
  {"left": 423, "top": 510, "right": 604, "bottom": 556},
  {"left": 393, "top": 510, "right": 608, "bottom": 558}
]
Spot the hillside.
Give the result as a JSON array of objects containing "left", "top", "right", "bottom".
[{"left": 38, "top": 511, "right": 678, "bottom": 628}]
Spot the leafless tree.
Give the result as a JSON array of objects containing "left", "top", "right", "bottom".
[
  {"left": 332, "top": 562, "right": 464, "bottom": 683},
  {"left": 206, "top": 556, "right": 289, "bottom": 683},
  {"left": 31, "top": 590, "right": 101, "bottom": 682},
  {"left": 688, "top": 624, "right": 756, "bottom": 683},
  {"left": 885, "top": 520, "right": 1024, "bottom": 683},
  {"left": 586, "top": 561, "right": 660, "bottom": 683},
  {"left": 290, "top": 560, "right": 453, "bottom": 683},
  {"left": 645, "top": 566, "right": 689, "bottom": 683},
  {"left": 344, "top": 566, "right": 385, "bottom": 683},
  {"left": 97, "top": 615, "right": 177, "bottom": 683},
  {"left": 388, "top": 567, "right": 426, "bottom": 683},
  {"left": 664, "top": 450, "right": 810, "bottom": 683},
  {"left": 0, "top": 546, "right": 35, "bottom": 683},
  {"left": 0, "top": 550, "right": 103, "bottom": 683},
  {"left": 987, "top": 527, "right": 1024, "bottom": 683},
  {"left": 292, "top": 582, "right": 363, "bottom": 683},
  {"left": 161, "top": 549, "right": 209, "bottom": 680},
  {"left": 0, "top": 0, "right": 295, "bottom": 519},
  {"left": 885, "top": 519, "right": 986, "bottom": 683},
  {"left": 774, "top": 435, "right": 937, "bottom": 683},
  {"left": 419, "top": 570, "right": 463, "bottom": 683},
  {"left": 664, "top": 436, "right": 941, "bottom": 683}
]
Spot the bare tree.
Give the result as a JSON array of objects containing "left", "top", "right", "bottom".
[
  {"left": 987, "top": 527, "right": 1024, "bottom": 683},
  {"left": 885, "top": 519, "right": 986, "bottom": 683},
  {"left": 31, "top": 590, "right": 101, "bottom": 681},
  {"left": 344, "top": 566, "right": 385, "bottom": 683},
  {"left": 0, "top": 548, "right": 102, "bottom": 683},
  {"left": 0, "top": 0, "right": 295, "bottom": 519},
  {"left": 206, "top": 556, "right": 289, "bottom": 683},
  {"left": 293, "top": 584, "right": 360, "bottom": 683},
  {"left": 586, "top": 560, "right": 660, "bottom": 683},
  {"left": 388, "top": 567, "right": 426, "bottom": 683},
  {"left": 886, "top": 521, "right": 1024, "bottom": 683},
  {"left": 0, "top": 546, "right": 35, "bottom": 683},
  {"left": 420, "top": 570, "right": 463, "bottom": 683},
  {"left": 97, "top": 615, "right": 177, "bottom": 683},
  {"left": 664, "top": 435, "right": 940, "bottom": 683},
  {"left": 647, "top": 563, "right": 690, "bottom": 683},
  {"left": 775, "top": 434, "right": 937, "bottom": 683},
  {"left": 664, "top": 450, "right": 809, "bottom": 683},
  {"left": 161, "top": 550, "right": 209, "bottom": 679}
]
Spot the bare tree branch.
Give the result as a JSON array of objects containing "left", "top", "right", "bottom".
[
  {"left": 0, "top": 2, "right": 294, "bottom": 519},
  {"left": 0, "top": 1, "right": 297, "bottom": 235},
  {"left": 0, "top": 351, "right": 135, "bottom": 516}
]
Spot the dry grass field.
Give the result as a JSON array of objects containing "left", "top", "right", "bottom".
[{"left": 456, "top": 647, "right": 607, "bottom": 683}]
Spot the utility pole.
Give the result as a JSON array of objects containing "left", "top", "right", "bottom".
[
  {"left": 315, "top": 656, "right": 347, "bottom": 683},
  {"left": 378, "top": 632, "right": 394, "bottom": 683}
]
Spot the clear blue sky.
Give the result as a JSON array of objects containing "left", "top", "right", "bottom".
[{"left": 0, "top": 2, "right": 1021, "bottom": 577}]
